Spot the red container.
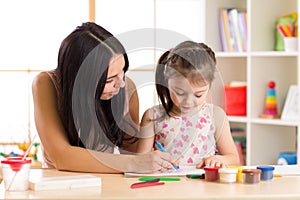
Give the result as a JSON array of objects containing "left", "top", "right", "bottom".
[
  {"left": 204, "top": 167, "right": 220, "bottom": 181},
  {"left": 224, "top": 85, "right": 247, "bottom": 116}
]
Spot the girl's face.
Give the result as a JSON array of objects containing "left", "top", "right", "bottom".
[
  {"left": 101, "top": 54, "right": 126, "bottom": 100},
  {"left": 168, "top": 77, "right": 209, "bottom": 115}
]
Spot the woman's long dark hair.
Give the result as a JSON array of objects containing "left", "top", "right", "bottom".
[
  {"left": 155, "top": 41, "right": 216, "bottom": 116},
  {"left": 55, "top": 22, "right": 131, "bottom": 150}
]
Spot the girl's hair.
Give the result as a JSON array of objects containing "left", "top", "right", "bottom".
[
  {"left": 55, "top": 22, "right": 133, "bottom": 150},
  {"left": 155, "top": 41, "right": 216, "bottom": 115}
]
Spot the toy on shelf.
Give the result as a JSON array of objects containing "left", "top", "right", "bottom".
[{"left": 260, "top": 81, "right": 280, "bottom": 119}]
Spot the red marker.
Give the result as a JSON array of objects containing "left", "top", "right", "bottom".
[{"left": 130, "top": 178, "right": 165, "bottom": 189}]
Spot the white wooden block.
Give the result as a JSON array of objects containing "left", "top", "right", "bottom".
[{"left": 29, "top": 174, "right": 101, "bottom": 191}]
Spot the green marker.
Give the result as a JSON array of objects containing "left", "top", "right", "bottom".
[
  {"left": 138, "top": 177, "right": 181, "bottom": 181},
  {"left": 186, "top": 174, "right": 205, "bottom": 179}
]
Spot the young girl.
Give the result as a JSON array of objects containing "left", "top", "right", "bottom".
[{"left": 137, "top": 41, "right": 240, "bottom": 168}]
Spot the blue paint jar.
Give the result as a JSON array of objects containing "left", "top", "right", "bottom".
[{"left": 257, "top": 166, "right": 275, "bottom": 181}]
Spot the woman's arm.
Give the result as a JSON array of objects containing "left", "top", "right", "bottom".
[
  {"left": 32, "top": 72, "right": 119, "bottom": 173},
  {"left": 32, "top": 72, "right": 172, "bottom": 173},
  {"left": 136, "top": 108, "right": 156, "bottom": 153},
  {"left": 121, "top": 77, "right": 140, "bottom": 152},
  {"left": 196, "top": 106, "right": 240, "bottom": 168},
  {"left": 126, "top": 77, "right": 140, "bottom": 127}
]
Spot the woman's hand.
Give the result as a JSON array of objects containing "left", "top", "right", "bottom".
[
  {"left": 131, "top": 150, "right": 174, "bottom": 173},
  {"left": 196, "top": 155, "right": 225, "bottom": 168}
]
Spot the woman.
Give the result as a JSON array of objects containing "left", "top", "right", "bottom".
[{"left": 32, "top": 22, "right": 174, "bottom": 173}]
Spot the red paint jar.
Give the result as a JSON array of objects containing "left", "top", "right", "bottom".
[{"left": 204, "top": 167, "right": 220, "bottom": 181}]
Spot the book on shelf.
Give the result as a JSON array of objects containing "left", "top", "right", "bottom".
[
  {"left": 218, "top": 8, "right": 248, "bottom": 52},
  {"left": 219, "top": 8, "right": 232, "bottom": 51},
  {"left": 235, "top": 141, "right": 245, "bottom": 166},
  {"left": 228, "top": 8, "right": 243, "bottom": 52},
  {"left": 238, "top": 11, "right": 248, "bottom": 51},
  {"left": 231, "top": 127, "right": 246, "bottom": 165},
  {"left": 219, "top": 8, "right": 227, "bottom": 51},
  {"left": 231, "top": 127, "right": 246, "bottom": 139}
]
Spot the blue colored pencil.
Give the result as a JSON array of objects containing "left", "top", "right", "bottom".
[{"left": 155, "top": 141, "right": 179, "bottom": 170}]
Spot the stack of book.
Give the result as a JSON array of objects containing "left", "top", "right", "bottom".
[
  {"left": 231, "top": 127, "right": 246, "bottom": 165},
  {"left": 219, "top": 8, "right": 248, "bottom": 52}
]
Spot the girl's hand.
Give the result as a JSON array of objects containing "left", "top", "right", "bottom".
[
  {"left": 196, "top": 155, "right": 225, "bottom": 168},
  {"left": 132, "top": 150, "right": 174, "bottom": 173}
]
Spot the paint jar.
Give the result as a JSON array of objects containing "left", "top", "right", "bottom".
[
  {"left": 204, "top": 167, "right": 220, "bottom": 181},
  {"left": 242, "top": 169, "right": 261, "bottom": 184},
  {"left": 227, "top": 165, "right": 244, "bottom": 183},
  {"left": 257, "top": 166, "right": 275, "bottom": 181},
  {"left": 1, "top": 157, "right": 32, "bottom": 191},
  {"left": 218, "top": 168, "right": 238, "bottom": 183}
]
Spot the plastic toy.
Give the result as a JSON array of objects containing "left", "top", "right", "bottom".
[
  {"left": 0, "top": 142, "right": 39, "bottom": 161},
  {"left": 260, "top": 81, "right": 280, "bottom": 119}
]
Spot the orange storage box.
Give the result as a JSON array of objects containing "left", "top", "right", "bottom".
[{"left": 224, "top": 85, "right": 247, "bottom": 116}]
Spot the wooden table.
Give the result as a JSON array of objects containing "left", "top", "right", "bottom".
[{"left": 1, "top": 167, "right": 300, "bottom": 199}]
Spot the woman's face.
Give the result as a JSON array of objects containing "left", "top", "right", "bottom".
[{"left": 100, "top": 55, "right": 126, "bottom": 100}]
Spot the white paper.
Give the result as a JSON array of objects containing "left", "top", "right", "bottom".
[{"left": 124, "top": 166, "right": 205, "bottom": 177}]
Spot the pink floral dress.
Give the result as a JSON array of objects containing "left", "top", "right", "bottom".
[{"left": 153, "top": 102, "right": 217, "bottom": 166}]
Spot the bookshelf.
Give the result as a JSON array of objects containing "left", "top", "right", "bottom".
[{"left": 204, "top": 0, "right": 300, "bottom": 165}]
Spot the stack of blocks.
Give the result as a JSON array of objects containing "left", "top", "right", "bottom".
[{"left": 260, "top": 81, "right": 280, "bottom": 119}]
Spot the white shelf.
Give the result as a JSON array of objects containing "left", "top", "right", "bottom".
[
  {"left": 205, "top": 0, "right": 300, "bottom": 165},
  {"left": 228, "top": 116, "right": 248, "bottom": 123},
  {"left": 216, "top": 51, "right": 299, "bottom": 57},
  {"left": 250, "top": 51, "right": 299, "bottom": 57},
  {"left": 215, "top": 52, "right": 247, "bottom": 58},
  {"left": 229, "top": 117, "right": 300, "bottom": 126},
  {"left": 250, "top": 118, "right": 300, "bottom": 127}
]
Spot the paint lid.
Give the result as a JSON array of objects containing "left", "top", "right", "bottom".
[
  {"left": 1, "top": 157, "right": 32, "bottom": 172},
  {"left": 242, "top": 169, "right": 262, "bottom": 174},
  {"left": 227, "top": 165, "right": 244, "bottom": 172},
  {"left": 257, "top": 166, "right": 275, "bottom": 171},
  {"left": 204, "top": 167, "right": 220, "bottom": 172},
  {"left": 219, "top": 168, "right": 238, "bottom": 174}
]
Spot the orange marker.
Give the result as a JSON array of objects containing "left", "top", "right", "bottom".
[
  {"left": 286, "top": 24, "right": 294, "bottom": 36},
  {"left": 281, "top": 25, "right": 293, "bottom": 37}
]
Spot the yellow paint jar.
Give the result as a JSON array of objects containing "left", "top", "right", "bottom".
[{"left": 227, "top": 166, "right": 244, "bottom": 183}]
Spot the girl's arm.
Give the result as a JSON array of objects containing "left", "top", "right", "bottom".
[
  {"left": 196, "top": 106, "right": 240, "bottom": 168},
  {"left": 136, "top": 108, "right": 156, "bottom": 153},
  {"left": 32, "top": 72, "right": 172, "bottom": 173}
]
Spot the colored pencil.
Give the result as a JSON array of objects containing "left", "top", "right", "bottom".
[
  {"left": 130, "top": 179, "right": 165, "bottom": 189},
  {"left": 155, "top": 141, "right": 179, "bottom": 170},
  {"left": 139, "top": 177, "right": 181, "bottom": 181}
]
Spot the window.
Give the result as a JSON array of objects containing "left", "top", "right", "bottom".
[{"left": 0, "top": 1, "right": 88, "bottom": 158}]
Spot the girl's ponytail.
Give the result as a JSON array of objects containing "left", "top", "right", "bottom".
[{"left": 155, "top": 50, "right": 173, "bottom": 115}]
